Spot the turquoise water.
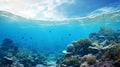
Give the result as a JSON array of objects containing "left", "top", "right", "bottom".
[
  {"left": 0, "top": 11, "right": 120, "bottom": 56},
  {"left": 0, "top": 11, "right": 120, "bottom": 67}
]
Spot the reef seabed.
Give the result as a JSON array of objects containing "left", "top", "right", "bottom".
[{"left": 0, "top": 27, "right": 120, "bottom": 67}]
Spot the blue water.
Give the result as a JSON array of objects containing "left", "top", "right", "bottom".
[{"left": 0, "top": 11, "right": 120, "bottom": 56}]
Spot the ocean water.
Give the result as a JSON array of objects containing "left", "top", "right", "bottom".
[{"left": 0, "top": 10, "right": 120, "bottom": 66}]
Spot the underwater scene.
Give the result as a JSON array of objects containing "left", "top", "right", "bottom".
[{"left": 0, "top": 0, "right": 120, "bottom": 67}]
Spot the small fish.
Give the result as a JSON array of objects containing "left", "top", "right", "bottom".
[
  {"left": 4, "top": 34, "right": 7, "bottom": 36},
  {"left": 30, "top": 37, "right": 32, "bottom": 39},
  {"left": 18, "top": 32, "right": 20, "bottom": 34},
  {"left": 22, "top": 36, "right": 24, "bottom": 39},
  {"left": 68, "top": 33, "right": 72, "bottom": 36},
  {"left": 49, "top": 30, "right": 51, "bottom": 32}
]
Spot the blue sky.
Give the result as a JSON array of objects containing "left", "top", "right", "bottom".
[
  {"left": 0, "top": 0, "right": 120, "bottom": 20},
  {"left": 57, "top": 0, "right": 120, "bottom": 18}
]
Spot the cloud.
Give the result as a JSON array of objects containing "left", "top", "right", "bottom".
[
  {"left": 90, "top": 7, "right": 115, "bottom": 15},
  {"left": 0, "top": 0, "right": 74, "bottom": 20},
  {"left": 87, "top": 6, "right": 120, "bottom": 18},
  {"left": 88, "top": 1, "right": 120, "bottom": 18}
]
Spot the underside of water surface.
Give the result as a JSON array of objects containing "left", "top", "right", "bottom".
[{"left": 0, "top": 4, "right": 120, "bottom": 67}]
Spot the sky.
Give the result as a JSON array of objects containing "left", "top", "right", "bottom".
[{"left": 0, "top": 0, "right": 120, "bottom": 20}]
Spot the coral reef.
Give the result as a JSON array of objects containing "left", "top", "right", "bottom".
[
  {"left": 89, "top": 26, "right": 120, "bottom": 45},
  {"left": 102, "top": 43, "right": 120, "bottom": 67},
  {"left": 66, "top": 39, "right": 93, "bottom": 56},
  {"left": 56, "top": 55, "right": 81, "bottom": 67},
  {"left": 66, "top": 44, "right": 74, "bottom": 53},
  {"left": 73, "top": 39, "right": 93, "bottom": 55},
  {"left": 56, "top": 39, "right": 94, "bottom": 67},
  {"left": 56, "top": 27, "right": 120, "bottom": 67},
  {"left": 0, "top": 38, "right": 47, "bottom": 67},
  {"left": 1, "top": 38, "right": 19, "bottom": 56},
  {"left": 0, "top": 27, "right": 120, "bottom": 67}
]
